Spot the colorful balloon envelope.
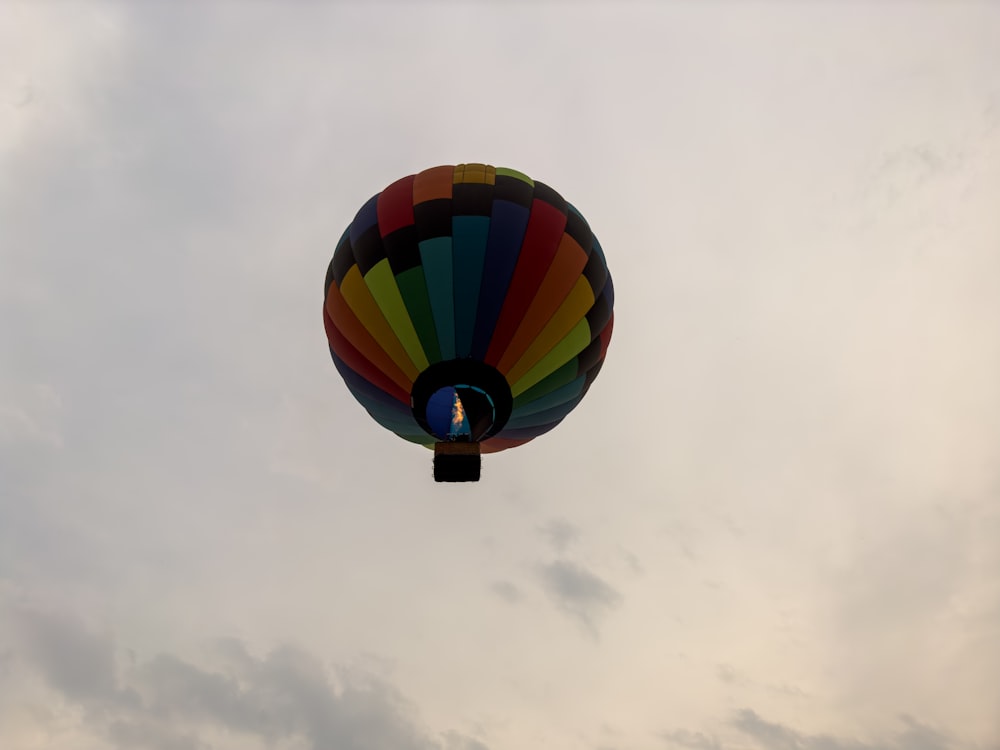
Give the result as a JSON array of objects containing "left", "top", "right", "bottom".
[{"left": 323, "top": 164, "right": 614, "bottom": 481}]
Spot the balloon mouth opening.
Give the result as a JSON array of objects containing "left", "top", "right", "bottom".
[
  {"left": 426, "top": 384, "right": 496, "bottom": 441},
  {"left": 411, "top": 360, "right": 513, "bottom": 443}
]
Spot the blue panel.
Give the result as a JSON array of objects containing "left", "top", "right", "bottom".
[
  {"left": 470, "top": 200, "right": 530, "bottom": 360},
  {"left": 349, "top": 194, "right": 380, "bottom": 245},
  {"left": 452, "top": 216, "right": 490, "bottom": 357}
]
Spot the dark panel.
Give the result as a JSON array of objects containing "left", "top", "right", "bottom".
[
  {"left": 328, "top": 228, "right": 356, "bottom": 289},
  {"left": 585, "top": 290, "right": 613, "bottom": 339},
  {"left": 582, "top": 249, "right": 609, "bottom": 298},
  {"left": 576, "top": 335, "right": 605, "bottom": 376},
  {"left": 582, "top": 358, "right": 604, "bottom": 390},
  {"left": 563, "top": 206, "right": 594, "bottom": 254},
  {"left": 382, "top": 224, "right": 422, "bottom": 274},
  {"left": 530, "top": 180, "right": 565, "bottom": 211},
  {"left": 352, "top": 225, "right": 387, "bottom": 276},
  {"left": 492, "top": 174, "right": 534, "bottom": 208},
  {"left": 414, "top": 198, "right": 453, "bottom": 241},
  {"left": 602, "top": 270, "right": 615, "bottom": 310},
  {"left": 597, "top": 312, "right": 614, "bottom": 359},
  {"left": 452, "top": 182, "right": 494, "bottom": 216}
]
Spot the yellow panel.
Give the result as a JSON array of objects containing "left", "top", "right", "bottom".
[
  {"left": 454, "top": 163, "right": 492, "bottom": 184},
  {"left": 340, "top": 266, "right": 420, "bottom": 381},
  {"left": 364, "top": 259, "right": 430, "bottom": 371}
]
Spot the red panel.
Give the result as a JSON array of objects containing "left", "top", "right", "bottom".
[
  {"left": 376, "top": 174, "right": 416, "bottom": 237},
  {"left": 323, "top": 307, "right": 410, "bottom": 404},
  {"left": 484, "top": 199, "right": 567, "bottom": 366}
]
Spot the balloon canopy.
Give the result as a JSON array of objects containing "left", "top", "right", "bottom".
[{"left": 323, "top": 164, "right": 614, "bottom": 481}]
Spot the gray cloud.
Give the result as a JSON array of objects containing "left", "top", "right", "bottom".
[
  {"left": 441, "top": 731, "right": 491, "bottom": 750},
  {"left": 664, "top": 711, "right": 970, "bottom": 750},
  {"left": 539, "top": 518, "right": 579, "bottom": 552},
  {"left": 12, "top": 603, "right": 123, "bottom": 703},
  {"left": 660, "top": 728, "right": 723, "bottom": 750},
  {"left": 536, "top": 559, "right": 622, "bottom": 634},
  {"left": 6, "top": 603, "right": 488, "bottom": 750},
  {"left": 731, "top": 709, "right": 954, "bottom": 750},
  {"left": 107, "top": 719, "right": 207, "bottom": 750},
  {"left": 489, "top": 580, "right": 521, "bottom": 604}
]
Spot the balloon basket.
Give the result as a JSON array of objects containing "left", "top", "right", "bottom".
[{"left": 433, "top": 441, "right": 481, "bottom": 483}]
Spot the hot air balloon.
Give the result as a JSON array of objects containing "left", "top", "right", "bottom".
[{"left": 323, "top": 164, "right": 614, "bottom": 482}]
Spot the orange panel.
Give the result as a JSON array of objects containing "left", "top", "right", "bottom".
[{"left": 412, "top": 165, "right": 454, "bottom": 204}]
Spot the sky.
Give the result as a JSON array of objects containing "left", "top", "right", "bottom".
[{"left": 2, "top": 1, "right": 999, "bottom": 749}]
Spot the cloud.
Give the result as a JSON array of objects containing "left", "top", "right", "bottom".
[
  {"left": 538, "top": 518, "right": 579, "bottom": 552},
  {"left": 536, "top": 559, "right": 622, "bottom": 635},
  {"left": 488, "top": 580, "right": 521, "bottom": 604},
  {"left": 731, "top": 709, "right": 955, "bottom": 750},
  {"left": 441, "top": 731, "right": 491, "bottom": 750},
  {"left": 3, "top": 602, "right": 489, "bottom": 750},
  {"left": 12, "top": 603, "right": 122, "bottom": 703},
  {"left": 663, "top": 710, "right": 974, "bottom": 750},
  {"left": 660, "top": 728, "right": 723, "bottom": 750}
]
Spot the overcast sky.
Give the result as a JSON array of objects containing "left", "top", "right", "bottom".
[{"left": 2, "top": 2, "right": 999, "bottom": 749}]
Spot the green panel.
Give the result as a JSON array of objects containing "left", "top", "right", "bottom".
[
  {"left": 418, "top": 237, "right": 455, "bottom": 361},
  {"left": 396, "top": 266, "right": 442, "bottom": 364},
  {"left": 364, "top": 259, "right": 429, "bottom": 371},
  {"left": 452, "top": 216, "right": 490, "bottom": 358},
  {"left": 511, "top": 375, "right": 586, "bottom": 417},
  {"left": 512, "top": 359, "right": 579, "bottom": 409},
  {"left": 495, "top": 167, "right": 534, "bottom": 186},
  {"left": 511, "top": 319, "right": 592, "bottom": 397}
]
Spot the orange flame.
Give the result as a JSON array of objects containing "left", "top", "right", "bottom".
[{"left": 451, "top": 393, "right": 465, "bottom": 427}]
